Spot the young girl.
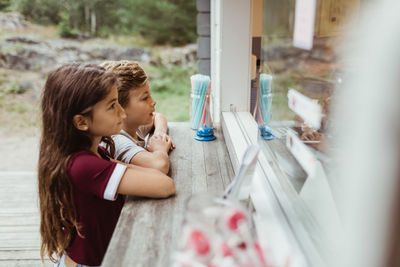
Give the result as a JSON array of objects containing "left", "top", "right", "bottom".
[
  {"left": 38, "top": 63, "right": 175, "bottom": 267},
  {"left": 100, "top": 61, "right": 174, "bottom": 174}
]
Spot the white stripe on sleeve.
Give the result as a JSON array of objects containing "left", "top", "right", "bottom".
[{"left": 103, "top": 163, "right": 127, "bottom": 201}]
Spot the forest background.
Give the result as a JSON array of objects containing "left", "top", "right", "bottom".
[{"left": 0, "top": 0, "right": 198, "bottom": 171}]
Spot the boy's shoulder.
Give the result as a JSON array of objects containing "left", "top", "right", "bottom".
[
  {"left": 112, "top": 130, "right": 146, "bottom": 148},
  {"left": 112, "top": 130, "right": 136, "bottom": 144}
]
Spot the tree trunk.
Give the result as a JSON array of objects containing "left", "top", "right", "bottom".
[
  {"left": 84, "top": 4, "right": 90, "bottom": 33},
  {"left": 91, "top": 11, "right": 96, "bottom": 35}
]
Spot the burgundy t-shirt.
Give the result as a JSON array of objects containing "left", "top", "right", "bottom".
[{"left": 66, "top": 148, "right": 127, "bottom": 266}]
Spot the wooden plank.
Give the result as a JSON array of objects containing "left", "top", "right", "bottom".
[
  {"left": 161, "top": 123, "right": 193, "bottom": 264},
  {"left": 0, "top": 171, "right": 42, "bottom": 264},
  {"left": 0, "top": 250, "right": 43, "bottom": 260},
  {"left": 0, "top": 214, "right": 39, "bottom": 226},
  {"left": 0, "top": 201, "right": 39, "bottom": 209},
  {"left": 0, "top": 226, "right": 39, "bottom": 234},
  {"left": 191, "top": 130, "right": 207, "bottom": 194},
  {"left": 103, "top": 123, "right": 194, "bottom": 266},
  {"left": 315, "top": 0, "right": 360, "bottom": 37},
  {"left": 215, "top": 126, "right": 235, "bottom": 188},
  {"left": 0, "top": 260, "right": 51, "bottom": 267},
  {"left": 0, "top": 209, "right": 39, "bottom": 214},
  {"left": 102, "top": 122, "right": 234, "bottom": 267},
  {"left": 203, "top": 130, "right": 224, "bottom": 194},
  {"left": 0, "top": 234, "right": 41, "bottom": 248}
]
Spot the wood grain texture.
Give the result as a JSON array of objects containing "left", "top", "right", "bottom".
[
  {"left": 0, "top": 172, "right": 51, "bottom": 267},
  {"left": 102, "top": 122, "right": 234, "bottom": 267}
]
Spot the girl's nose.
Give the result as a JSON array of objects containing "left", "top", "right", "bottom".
[{"left": 151, "top": 98, "right": 156, "bottom": 107}]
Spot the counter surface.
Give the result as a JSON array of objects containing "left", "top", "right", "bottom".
[{"left": 102, "top": 122, "right": 234, "bottom": 266}]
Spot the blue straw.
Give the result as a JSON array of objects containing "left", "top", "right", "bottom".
[
  {"left": 259, "top": 74, "right": 272, "bottom": 126},
  {"left": 190, "top": 74, "right": 210, "bottom": 129}
]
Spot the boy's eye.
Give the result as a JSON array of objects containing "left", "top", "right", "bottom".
[{"left": 109, "top": 103, "right": 116, "bottom": 109}]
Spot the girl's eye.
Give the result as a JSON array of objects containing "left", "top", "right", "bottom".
[{"left": 142, "top": 96, "right": 149, "bottom": 101}]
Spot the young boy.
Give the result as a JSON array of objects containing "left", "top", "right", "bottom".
[{"left": 101, "top": 61, "right": 175, "bottom": 174}]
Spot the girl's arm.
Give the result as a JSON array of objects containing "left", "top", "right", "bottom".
[
  {"left": 130, "top": 150, "right": 170, "bottom": 174},
  {"left": 117, "top": 163, "right": 175, "bottom": 198}
]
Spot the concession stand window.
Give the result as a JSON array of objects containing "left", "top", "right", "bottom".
[{"left": 210, "top": 0, "right": 361, "bottom": 266}]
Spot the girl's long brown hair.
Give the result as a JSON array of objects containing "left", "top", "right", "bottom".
[{"left": 38, "top": 63, "right": 118, "bottom": 262}]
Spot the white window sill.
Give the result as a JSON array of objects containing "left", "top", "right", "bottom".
[{"left": 221, "top": 111, "right": 326, "bottom": 267}]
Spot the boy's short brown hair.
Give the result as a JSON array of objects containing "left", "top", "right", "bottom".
[{"left": 100, "top": 61, "right": 148, "bottom": 107}]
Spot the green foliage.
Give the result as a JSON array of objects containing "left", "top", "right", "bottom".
[
  {"left": 148, "top": 63, "right": 197, "bottom": 121},
  {"left": 57, "top": 12, "right": 78, "bottom": 38},
  {"left": 7, "top": 0, "right": 196, "bottom": 45},
  {"left": 5, "top": 81, "right": 28, "bottom": 94},
  {"left": 150, "top": 64, "right": 196, "bottom": 94},
  {"left": 0, "top": 0, "right": 10, "bottom": 10},
  {"left": 11, "top": 0, "right": 61, "bottom": 24},
  {"left": 120, "top": 0, "right": 197, "bottom": 45}
]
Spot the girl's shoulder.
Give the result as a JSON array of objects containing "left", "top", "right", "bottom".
[
  {"left": 69, "top": 149, "right": 97, "bottom": 160},
  {"left": 68, "top": 148, "right": 110, "bottom": 170},
  {"left": 68, "top": 148, "right": 116, "bottom": 182},
  {"left": 68, "top": 150, "right": 95, "bottom": 165},
  {"left": 70, "top": 148, "right": 109, "bottom": 160}
]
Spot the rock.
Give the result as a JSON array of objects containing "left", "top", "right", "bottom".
[
  {"left": 18, "top": 81, "right": 37, "bottom": 91},
  {"left": 2, "top": 44, "right": 57, "bottom": 70},
  {"left": 0, "top": 35, "right": 151, "bottom": 71},
  {"left": 88, "top": 46, "right": 151, "bottom": 62},
  {"left": 0, "top": 12, "right": 31, "bottom": 31},
  {"left": 157, "top": 44, "right": 197, "bottom": 66},
  {"left": 4, "top": 35, "right": 40, "bottom": 45},
  {"left": 0, "top": 10, "right": 193, "bottom": 71}
]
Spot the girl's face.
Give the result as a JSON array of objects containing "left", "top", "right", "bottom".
[
  {"left": 87, "top": 86, "right": 126, "bottom": 137},
  {"left": 124, "top": 82, "right": 156, "bottom": 127}
]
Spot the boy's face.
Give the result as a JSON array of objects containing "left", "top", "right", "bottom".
[
  {"left": 87, "top": 85, "right": 127, "bottom": 137},
  {"left": 123, "top": 81, "right": 156, "bottom": 127}
]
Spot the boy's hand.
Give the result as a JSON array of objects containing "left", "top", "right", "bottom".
[
  {"left": 147, "top": 133, "right": 172, "bottom": 153},
  {"left": 168, "top": 135, "right": 175, "bottom": 150},
  {"left": 153, "top": 131, "right": 176, "bottom": 151}
]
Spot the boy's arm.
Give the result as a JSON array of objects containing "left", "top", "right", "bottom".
[
  {"left": 152, "top": 113, "right": 175, "bottom": 149},
  {"left": 129, "top": 133, "right": 172, "bottom": 174},
  {"left": 153, "top": 113, "right": 168, "bottom": 135}
]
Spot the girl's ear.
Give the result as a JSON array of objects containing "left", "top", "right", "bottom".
[{"left": 73, "top": 114, "right": 89, "bottom": 131}]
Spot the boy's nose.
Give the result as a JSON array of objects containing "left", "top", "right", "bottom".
[
  {"left": 121, "top": 110, "right": 127, "bottom": 120},
  {"left": 118, "top": 103, "right": 127, "bottom": 119}
]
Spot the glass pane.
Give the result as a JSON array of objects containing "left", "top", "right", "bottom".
[{"left": 255, "top": 0, "right": 361, "bottom": 264}]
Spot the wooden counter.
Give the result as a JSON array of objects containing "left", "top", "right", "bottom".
[{"left": 102, "top": 122, "right": 234, "bottom": 266}]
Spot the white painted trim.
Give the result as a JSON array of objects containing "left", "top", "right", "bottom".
[
  {"left": 210, "top": 0, "right": 221, "bottom": 125},
  {"left": 211, "top": 0, "right": 252, "bottom": 123},
  {"left": 221, "top": 112, "right": 249, "bottom": 172}
]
